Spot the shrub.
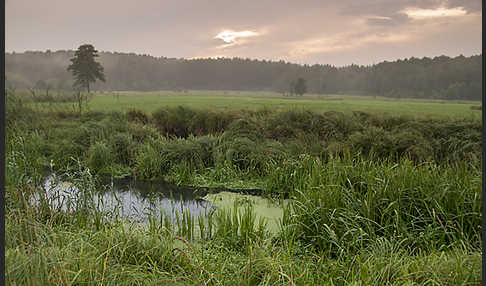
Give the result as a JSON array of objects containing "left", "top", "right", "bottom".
[
  {"left": 152, "top": 106, "right": 195, "bottom": 138},
  {"left": 348, "top": 126, "right": 395, "bottom": 157},
  {"left": 190, "top": 110, "right": 234, "bottom": 135},
  {"left": 158, "top": 139, "right": 205, "bottom": 171},
  {"left": 225, "top": 117, "right": 264, "bottom": 142},
  {"left": 214, "top": 137, "right": 285, "bottom": 176},
  {"left": 126, "top": 108, "right": 149, "bottom": 125}
]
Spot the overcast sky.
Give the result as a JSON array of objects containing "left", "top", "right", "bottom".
[{"left": 6, "top": 0, "right": 481, "bottom": 66}]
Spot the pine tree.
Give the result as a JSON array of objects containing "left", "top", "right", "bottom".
[{"left": 67, "top": 44, "right": 105, "bottom": 93}]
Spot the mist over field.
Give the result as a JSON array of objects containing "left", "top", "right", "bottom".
[
  {"left": 5, "top": 51, "right": 482, "bottom": 101},
  {"left": 5, "top": 1, "right": 483, "bottom": 285}
]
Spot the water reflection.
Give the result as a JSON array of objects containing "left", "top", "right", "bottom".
[{"left": 41, "top": 175, "right": 215, "bottom": 222}]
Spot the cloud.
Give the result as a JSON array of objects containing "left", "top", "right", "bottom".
[
  {"left": 215, "top": 30, "right": 258, "bottom": 43},
  {"left": 287, "top": 31, "right": 411, "bottom": 57},
  {"left": 365, "top": 14, "right": 409, "bottom": 26},
  {"left": 214, "top": 29, "right": 264, "bottom": 49},
  {"left": 368, "top": 16, "right": 392, "bottom": 20},
  {"left": 6, "top": 0, "right": 481, "bottom": 66},
  {"left": 401, "top": 6, "right": 467, "bottom": 19}
]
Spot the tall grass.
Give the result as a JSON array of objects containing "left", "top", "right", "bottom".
[
  {"left": 277, "top": 156, "right": 481, "bottom": 255},
  {"left": 5, "top": 93, "right": 482, "bottom": 285}
]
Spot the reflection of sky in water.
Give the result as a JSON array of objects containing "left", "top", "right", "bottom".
[{"left": 40, "top": 175, "right": 214, "bottom": 222}]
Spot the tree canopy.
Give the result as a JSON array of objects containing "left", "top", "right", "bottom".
[
  {"left": 6, "top": 50, "right": 481, "bottom": 101},
  {"left": 294, "top": 78, "right": 307, "bottom": 96},
  {"left": 67, "top": 44, "right": 105, "bottom": 93}
]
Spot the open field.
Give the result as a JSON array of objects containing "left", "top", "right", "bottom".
[{"left": 27, "top": 90, "right": 482, "bottom": 119}]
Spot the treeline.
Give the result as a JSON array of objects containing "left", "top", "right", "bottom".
[{"left": 5, "top": 50, "right": 481, "bottom": 100}]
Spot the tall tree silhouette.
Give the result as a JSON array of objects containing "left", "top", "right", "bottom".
[
  {"left": 67, "top": 44, "right": 105, "bottom": 93},
  {"left": 294, "top": 77, "right": 307, "bottom": 96}
]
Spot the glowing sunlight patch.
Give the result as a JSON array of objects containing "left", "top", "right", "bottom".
[
  {"left": 215, "top": 30, "right": 258, "bottom": 43},
  {"left": 401, "top": 6, "right": 467, "bottom": 19}
]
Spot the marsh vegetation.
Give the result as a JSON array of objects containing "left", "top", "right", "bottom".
[{"left": 6, "top": 90, "right": 482, "bottom": 285}]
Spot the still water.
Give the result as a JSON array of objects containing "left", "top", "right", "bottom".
[
  {"left": 41, "top": 175, "right": 215, "bottom": 222},
  {"left": 40, "top": 174, "right": 285, "bottom": 233}
]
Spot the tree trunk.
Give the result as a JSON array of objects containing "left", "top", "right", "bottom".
[
  {"left": 77, "top": 91, "right": 82, "bottom": 114},
  {"left": 85, "top": 83, "right": 90, "bottom": 111}
]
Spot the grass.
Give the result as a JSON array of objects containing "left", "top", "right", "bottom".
[
  {"left": 6, "top": 90, "right": 482, "bottom": 285},
  {"left": 27, "top": 90, "right": 481, "bottom": 119}
]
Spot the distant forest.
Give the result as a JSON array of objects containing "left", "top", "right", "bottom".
[{"left": 5, "top": 50, "right": 481, "bottom": 100}]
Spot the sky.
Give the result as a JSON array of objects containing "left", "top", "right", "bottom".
[{"left": 6, "top": 0, "right": 482, "bottom": 66}]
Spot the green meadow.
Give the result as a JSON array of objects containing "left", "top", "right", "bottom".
[
  {"left": 6, "top": 90, "right": 482, "bottom": 285},
  {"left": 31, "top": 90, "right": 481, "bottom": 119}
]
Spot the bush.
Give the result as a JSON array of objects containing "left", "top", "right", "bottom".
[
  {"left": 126, "top": 108, "right": 149, "bottom": 125},
  {"left": 152, "top": 106, "right": 195, "bottom": 138},
  {"left": 215, "top": 136, "right": 285, "bottom": 176},
  {"left": 158, "top": 139, "right": 205, "bottom": 171},
  {"left": 225, "top": 117, "right": 264, "bottom": 142},
  {"left": 190, "top": 110, "right": 234, "bottom": 135},
  {"left": 348, "top": 126, "right": 395, "bottom": 158}
]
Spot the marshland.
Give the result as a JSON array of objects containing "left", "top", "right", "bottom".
[
  {"left": 4, "top": 0, "right": 484, "bottom": 275},
  {"left": 5, "top": 85, "right": 482, "bottom": 284}
]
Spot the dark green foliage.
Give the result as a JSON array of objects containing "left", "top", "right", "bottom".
[
  {"left": 55, "top": 142, "right": 85, "bottom": 169},
  {"left": 152, "top": 106, "right": 196, "bottom": 138},
  {"left": 348, "top": 126, "right": 396, "bottom": 157},
  {"left": 158, "top": 139, "right": 205, "bottom": 171},
  {"left": 5, "top": 90, "right": 40, "bottom": 127},
  {"left": 134, "top": 141, "right": 165, "bottom": 179},
  {"left": 126, "top": 108, "right": 149, "bottom": 125},
  {"left": 29, "top": 90, "right": 78, "bottom": 103},
  {"left": 134, "top": 137, "right": 211, "bottom": 180},
  {"left": 80, "top": 111, "right": 106, "bottom": 122},
  {"left": 294, "top": 77, "right": 307, "bottom": 96},
  {"left": 7, "top": 101, "right": 482, "bottom": 182},
  {"left": 6, "top": 130, "right": 47, "bottom": 186},
  {"left": 224, "top": 117, "right": 264, "bottom": 141},
  {"left": 67, "top": 44, "right": 106, "bottom": 93},
  {"left": 265, "top": 110, "right": 316, "bottom": 139},
  {"left": 189, "top": 110, "right": 234, "bottom": 135},
  {"left": 7, "top": 51, "right": 482, "bottom": 100},
  {"left": 127, "top": 123, "right": 160, "bottom": 143},
  {"left": 5, "top": 102, "right": 482, "bottom": 285},
  {"left": 87, "top": 141, "right": 115, "bottom": 173},
  {"left": 109, "top": 133, "right": 135, "bottom": 165},
  {"left": 188, "top": 135, "right": 219, "bottom": 167},
  {"left": 152, "top": 106, "right": 234, "bottom": 138},
  {"left": 280, "top": 158, "right": 481, "bottom": 255}
]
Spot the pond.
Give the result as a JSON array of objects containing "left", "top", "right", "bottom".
[
  {"left": 41, "top": 175, "right": 214, "bottom": 222},
  {"left": 40, "top": 175, "right": 286, "bottom": 233}
]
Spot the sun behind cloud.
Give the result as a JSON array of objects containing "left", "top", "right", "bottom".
[{"left": 215, "top": 30, "right": 259, "bottom": 44}]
